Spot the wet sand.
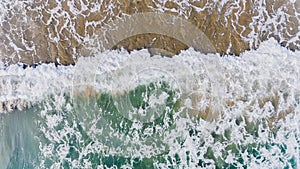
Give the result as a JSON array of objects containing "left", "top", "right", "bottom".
[{"left": 0, "top": 0, "right": 299, "bottom": 65}]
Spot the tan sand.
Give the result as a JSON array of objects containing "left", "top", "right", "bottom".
[{"left": 0, "top": 0, "right": 299, "bottom": 65}]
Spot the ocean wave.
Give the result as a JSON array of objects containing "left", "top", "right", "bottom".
[{"left": 0, "top": 38, "right": 300, "bottom": 168}]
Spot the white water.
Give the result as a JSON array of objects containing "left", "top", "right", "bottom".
[
  {"left": 0, "top": 38, "right": 300, "bottom": 168},
  {"left": 1, "top": 38, "right": 300, "bottom": 112}
]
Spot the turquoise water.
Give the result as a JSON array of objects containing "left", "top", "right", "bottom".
[{"left": 1, "top": 80, "right": 298, "bottom": 168}]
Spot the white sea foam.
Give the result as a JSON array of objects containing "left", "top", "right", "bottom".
[{"left": 0, "top": 38, "right": 299, "bottom": 112}]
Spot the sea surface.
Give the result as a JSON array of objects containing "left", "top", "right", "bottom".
[{"left": 0, "top": 39, "right": 300, "bottom": 168}]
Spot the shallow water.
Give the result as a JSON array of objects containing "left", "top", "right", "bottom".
[{"left": 0, "top": 39, "right": 300, "bottom": 168}]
